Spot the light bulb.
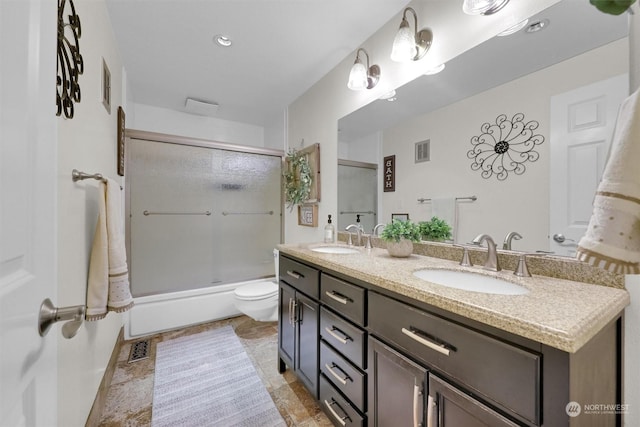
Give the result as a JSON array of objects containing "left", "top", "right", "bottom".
[
  {"left": 390, "top": 19, "right": 416, "bottom": 62},
  {"left": 347, "top": 60, "right": 368, "bottom": 90}
]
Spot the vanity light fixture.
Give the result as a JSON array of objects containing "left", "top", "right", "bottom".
[
  {"left": 347, "top": 48, "right": 380, "bottom": 90},
  {"left": 390, "top": 7, "right": 433, "bottom": 62},
  {"left": 497, "top": 18, "right": 529, "bottom": 36},
  {"left": 462, "top": 0, "right": 510, "bottom": 16}
]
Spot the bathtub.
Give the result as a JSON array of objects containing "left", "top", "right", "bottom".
[{"left": 125, "top": 278, "right": 273, "bottom": 339}]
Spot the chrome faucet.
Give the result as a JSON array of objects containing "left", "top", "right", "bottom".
[
  {"left": 503, "top": 231, "right": 522, "bottom": 250},
  {"left": 472, "top": 234, "right": 501, "bottom": 271},
  {"left": 345, "top": 224, "right": 364, "bottom": 246},
  {"left": 373, "top": 223, "right": 386, "bottom": 236},
  {"left": 363, "top": 223, "right": 386, "bottom": 249}
]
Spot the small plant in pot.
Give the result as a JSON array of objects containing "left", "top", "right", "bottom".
[
  {"left": 380, "top": 219, "right": 422, "bottom": 257},
  {"left": 418, "top": 216, "right": 452, "bottom": 242}
]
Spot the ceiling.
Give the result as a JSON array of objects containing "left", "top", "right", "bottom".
[
  {"left": 338, "top": 0, "right": 629, "bottom": 140},
  {"left": 105, "top": 0, "right": 411, "bottom": 127}
]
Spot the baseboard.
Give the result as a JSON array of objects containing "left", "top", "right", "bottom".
[{"left": 85, "top": 326, "right": 124, "bottom": 427}]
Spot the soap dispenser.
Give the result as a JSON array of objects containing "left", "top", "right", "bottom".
[{"left": 324, "top": 215, "right": 335, "bottom": 243}]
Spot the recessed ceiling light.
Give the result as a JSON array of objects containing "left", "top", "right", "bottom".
[
  {"left": 497, "top": 18, "right": 529, "bottom": 36},
  {"left": 525, "top": 19, "right": 549, "bottom": 34},
  {"left": 379, "top": 90, "right": 397, "bottom": 102},
  {"left": 214, "top": 34, "right": 232, "bottom": 47},
  {"left": 424, "top": 63, "right": 445, "bottom": 75}
]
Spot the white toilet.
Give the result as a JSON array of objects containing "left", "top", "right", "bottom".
[{"left": 233, "top": 249, "right": 279, "bottom": 322}]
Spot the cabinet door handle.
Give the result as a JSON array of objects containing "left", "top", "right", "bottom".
[
  {"left": 324, "top": 326, "right": 352, "bottom": 344},
  {"left": 288, "top": 298, "right": 292, "bottom": 325},
  {"left": 413, "top": 384, "right": 422, "bottom": 427},
  {"left": 401, "top": 327, "right": 451, "bottom": 356},
  {"left": 325, "top": 363, "right": 352, "bottom": 385},
  {"left": 324, "top": 398, "right": 351, "bottom": 426},
  {"left": 325, "top": 290, "right": 350, "bottom": 305},
  {"left": 426, "top": 394, "right": 436, "bottom": 427},
  {"left": 286, "top": 270, "right": 302, "bottom": 280}
]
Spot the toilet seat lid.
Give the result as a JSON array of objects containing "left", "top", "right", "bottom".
[{"left": 235, "top": 281, "right": 278, "bottom": 300}]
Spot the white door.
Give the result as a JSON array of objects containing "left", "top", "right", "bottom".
[
  {"left": 549, "top": 74, "right": 628, "bottom": 256},
  {"left": 1, "top": 1, "right": 58, "bottom": 426}
]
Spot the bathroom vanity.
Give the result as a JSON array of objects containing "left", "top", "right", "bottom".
[{"left": 277, "top": 243, "right": 629, "bottom": 427}]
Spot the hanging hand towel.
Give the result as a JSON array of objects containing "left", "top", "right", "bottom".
[
  {"left": 576, "top": 88, "right": 640, "bottom": 274},
  {"left": 432, "top": 198, "right": 457, "bottom": 242},
  {"left": 86, "top": 179, "right": 134, "bottom": 320}
]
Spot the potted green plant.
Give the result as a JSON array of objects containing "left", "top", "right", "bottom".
[
  {"left": 380, "top": 219, "right": 422, "bottom": 257},
  {"left": 418, "top": 216, "right": 452, "bottom": 242}
]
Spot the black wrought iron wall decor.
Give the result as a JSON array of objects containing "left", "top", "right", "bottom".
[
  {"left": 56, "top": 0, "right": 83, "bottom": 119},
  {"left": 467, "top": 113, "right": 544, "bottom": 181}
]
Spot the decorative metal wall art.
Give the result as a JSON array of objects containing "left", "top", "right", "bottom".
[
  {"left": 56, "top": 0, "right": 83, "bottom": 119},
  {"left": 467, "top": 113, "right": 544, "bottom": 181}
]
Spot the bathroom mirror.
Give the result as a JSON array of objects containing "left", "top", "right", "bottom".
[{"left": 338, "top": 0, "right": 629, "bottom": 255}]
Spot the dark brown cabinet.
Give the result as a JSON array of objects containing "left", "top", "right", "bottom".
[
  {"left": 278, "top": 253, "right": 622, "bottom": 427},
  {"left": 428, "top": 374, "right": 520, "bottom": 427},
  {"left": 278, "top": 256, "right": 320, "bottom": 398},
  {"left": 368, "top": 337, "right": 427, "bottom": 427}
]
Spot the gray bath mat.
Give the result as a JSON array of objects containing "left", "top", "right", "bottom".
[{"left": 151, "top": 325, "right": 286, "bottom": 427}]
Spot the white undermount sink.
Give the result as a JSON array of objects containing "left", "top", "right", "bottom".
[
  {"left": 413, "top": 269, "right": 529, "bottom": 295},
  {"left": 310, "top": 246, "right": 360, "bottom": 254}
]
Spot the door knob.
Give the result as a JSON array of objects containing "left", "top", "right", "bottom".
[{"left": 552, "top": 233, "right": 575, "bottom": 244}]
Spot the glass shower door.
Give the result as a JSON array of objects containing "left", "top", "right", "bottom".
[{"left": 128, "top": 139, "right": 281, "bottom": 297}]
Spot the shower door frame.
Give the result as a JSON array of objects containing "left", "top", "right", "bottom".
[{"left": 124, "top": 129, "right": 285, "bottom": 294}]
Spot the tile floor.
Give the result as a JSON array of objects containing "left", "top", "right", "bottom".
[{"left": 98, "top": 316, "right": 332, "bottom": 426}]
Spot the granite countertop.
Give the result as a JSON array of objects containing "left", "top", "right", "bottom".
[{"left": 278, "top": 243, "right": 630, "bottom": 353}]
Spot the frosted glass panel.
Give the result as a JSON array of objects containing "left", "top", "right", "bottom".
[
  {"left": 337, "top": 164, "right": 377, "bottom": 233},
  {"left": 128, "top": 140, "right": 281, "bottom": 297}
]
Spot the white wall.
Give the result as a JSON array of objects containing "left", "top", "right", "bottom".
[
  {"left": 381, "top": 39, "right": 628, "bottom": 250},
  {"left": 286, "top": 0, "right": 559, "bottom": 244},
  {"left": 133, "top": 103, "right": 266, "bottom": 148},
  {"left": 56, "top": 1, "right": 126, "bottom": 425}
]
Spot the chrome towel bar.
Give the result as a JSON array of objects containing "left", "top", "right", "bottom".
[
  {"left": 143, "top": 210, "right": 211, "bottom": 216},
  {"left": 417, "top": 195, "right": 477, "bottom": 203},
  {"left": 222, "top": 211, "right": 274, "bottom": 216},
  {"left": 72, "top": 169, "right": 122, "bottom": 189}
]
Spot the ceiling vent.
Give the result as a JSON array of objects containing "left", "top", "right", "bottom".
[
  {"left": 415, "top": 139, "right": 430, "bottom": 163},
  {"left": 185, "top": 98, "right": 219, "bottom": 116}
]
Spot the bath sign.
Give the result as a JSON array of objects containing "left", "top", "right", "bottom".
[{"left": 384, "top": 155, "right": 395, "bottom": 192}]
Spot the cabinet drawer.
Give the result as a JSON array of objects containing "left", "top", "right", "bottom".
[
  {"left": 320, "top": 307, "right": 366, "bottom": 369},
  {"left": 321, "top": 273, "right": 366, "bottom": 326},
  {"left": 369, "top": 292, "right": 540, "bottom": 425},
  {"left": 279, "top": 256, "right": 319, "bottom": 299},
  {"left": 321, "top": 340, "right": 366, "bottom": 412},
  {"left": 320, "top": 375, "right": 365, "bottom": 427}
]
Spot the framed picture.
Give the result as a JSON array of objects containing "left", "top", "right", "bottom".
[
  {"left": 285, "top": 143, "right": 321, "bottom": 203},
  {"left": 298, "top": 204, "right": 318, "bottom": 227},
  {"left": 392, "top": 213, "right": 409, "bottom": 222},
  {"left": 117, "top": 106, "right": 125, "bottom": 176}
]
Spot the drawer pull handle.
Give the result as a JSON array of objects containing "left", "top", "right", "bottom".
[
  {"left": 325, "top": 363, "right": 351, "bottom": 385},
  {"left": 413, "top": 384, "right": 421, "bottom": 427},
  {"left": 286, "top": 270, "right": 302, "bottom": 280},
  {"left": 324, "top": 398, "right": 351, "bottom": 426},
  {"left": 325, "top": 291, "right": 350, "bottom": 305},
  {"left": 426, "top": 394, "right": 436, "bottom": 427},
  {"left": 325, "top": 326, "right": 352, "bottom": 344},
  {"left": 402, "top": 327, "right": 451, "bottom": 356}
]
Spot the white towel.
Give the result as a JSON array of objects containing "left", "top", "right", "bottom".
[
  {"left": 86, "top": 178, "right": 134, "bottom": 320},
  {"left": 431, "top": 198, "right": 457, "bottom": 242},
  {"left": 576, "top": 88, "right": 640, "bottom": 274}
]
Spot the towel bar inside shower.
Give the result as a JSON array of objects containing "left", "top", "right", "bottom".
[
  {"left": 222, "top": 211, "right": 274, "bottom": 216},
  {"left": 417, "top": 195, "right": 477, "bottom": 203},
  {"left": 143, "top": 210, "right": 212, "bottom": 216}
]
